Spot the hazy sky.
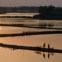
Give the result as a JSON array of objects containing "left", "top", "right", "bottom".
[{"left": 0, "top": 0, "right": 62, "bottom": 7}]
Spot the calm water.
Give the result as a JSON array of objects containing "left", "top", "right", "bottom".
[{"left": 0, "top": 18, "right": 62, "bottom": 62}]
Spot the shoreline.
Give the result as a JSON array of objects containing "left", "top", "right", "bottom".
[{"left": 0, "top": 16, "right": 62, "bottom": 20}]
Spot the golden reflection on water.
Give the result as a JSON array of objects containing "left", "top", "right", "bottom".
[
  {"left": 0, "top": 27, "right": 62, "bottom": 62},
  {"left": 0, "top": 18, "right": 62, "bottom": 62}
]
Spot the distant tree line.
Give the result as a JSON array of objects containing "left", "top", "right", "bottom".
[
  {"left": 33, "top": 5, "right": 62, "bottom": 20},
  {"left": 0, "top": 6, "right": 39, "bottom": 13},
  {"left": 0, "top": 5, "right": 62, "bottom": 19}
]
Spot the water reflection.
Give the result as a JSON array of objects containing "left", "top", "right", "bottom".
[
  {"left": 0, "top": 18, "right": 62, "bottom": 62},
  {"left": 0, "top": 43, "right": 62, "bottom": 56}
]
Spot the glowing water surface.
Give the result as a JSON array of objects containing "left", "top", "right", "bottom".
[{"left": 0, "top": 18, "right": 62, "bottom": 62}]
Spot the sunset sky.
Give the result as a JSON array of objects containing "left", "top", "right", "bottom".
[{"left": 0, "top": 0, "right": 62, "bottom": 7}]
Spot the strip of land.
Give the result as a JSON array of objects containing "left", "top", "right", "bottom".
[{"left": 0, "top": 31, "right": 62, "bottom": 37}]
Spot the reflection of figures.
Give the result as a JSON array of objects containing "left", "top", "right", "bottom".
[
  {"left": 48, "top": 53, "right": 50, "bottom": 58},
  {"left": 43, "top": 43, "right": 46, "bottom": 58},
  {"left": 35, "top": 51, "right": 41, "bottom": 54},
  {"left": 47, "top": 44, "right": 55, "bottom": 58},
  {"left": 43, "top": 53, "right": 45, "bottom": 58},
  {"left": 0, "top": 43, "right": 62, "bottom": 59},
  {"left": 48, "top": 44, "right": 50, "bottom": 58},
  {"left": 48, "top": 52, "right": 54, "bottom": 58},
  {"left": 35, "top": 46, "right": 41, "bottom": 54},
  {"left": 36, "top": 43, "right": 55, "bottom": 59}
]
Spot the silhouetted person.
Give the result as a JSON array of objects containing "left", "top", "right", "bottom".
[
  {"left": 43, "top": 43, "right": 46, "bottom": 58},
  {"left": 48, "top": 44, "right": 50, "bottom": 49},
  {"left": 43, "top": 43, "right": 46, "bottom": 48}
]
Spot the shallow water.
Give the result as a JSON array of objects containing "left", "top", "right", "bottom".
[{"left": 0, "top": 18, "right": 62, "bottom": 62}]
